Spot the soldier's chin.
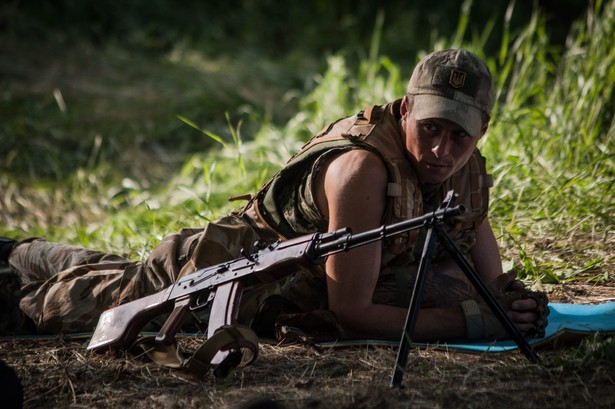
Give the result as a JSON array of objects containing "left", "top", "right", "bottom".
[{"left": 422, "top": 165, "right": 453, "bottom": 183}]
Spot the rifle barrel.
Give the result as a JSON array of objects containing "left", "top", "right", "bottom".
[{"left": 315, "top": 205, "right": 465, "bottom": 257}]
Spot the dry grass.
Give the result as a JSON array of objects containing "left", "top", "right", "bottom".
[
  {"left": 2, "top": 283, "right": 614, "bottom": 409},
  {"left": 2, "top": 321, "right": 615, "bottom": 409}
]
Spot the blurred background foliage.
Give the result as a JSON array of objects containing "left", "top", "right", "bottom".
[
  {"left": 2, "top": 0, "right": 586, "bottom": 59},
  {"left": 0, "top": 0, "right": 591, "bottom": 181}
]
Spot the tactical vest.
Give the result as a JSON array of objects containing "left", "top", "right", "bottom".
[{"left": 241, "top": 99, "right": 493, "bottom": 268}]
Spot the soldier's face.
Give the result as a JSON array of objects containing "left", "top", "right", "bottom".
[{"left": 400, "top": 96, "right": 486, "bottom": 184}]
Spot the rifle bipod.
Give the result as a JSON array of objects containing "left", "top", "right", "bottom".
[{"left": 390, "top": 194, "right": 540, "bottom": 388}]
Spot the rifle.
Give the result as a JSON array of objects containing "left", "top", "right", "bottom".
[
  {"left": 87, "top": 192, "right": 463, "bottom": 372},
  {"left": 87, "top": 190, "right": 538, "bottom": 381}
]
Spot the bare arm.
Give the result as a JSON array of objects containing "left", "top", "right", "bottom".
[
  {"left": 469, "top": 217, "right": 503, "bottom": 283},
  {"left": 470, "top": 217, "right": 541, "bottom": 331},
  {"left": 316, "top": 150, "right": 466, "bottom": 341}
]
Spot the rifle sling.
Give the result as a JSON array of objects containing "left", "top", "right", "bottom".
[
  {"left": 129, "top": 326, "right": 259, "bottom": 377},
  {"left": 130, "top": 335, "right": 184, "bottom": 369}
]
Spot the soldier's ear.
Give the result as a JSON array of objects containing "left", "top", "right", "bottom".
[
  {"left": 480, "top": 121, "right": 489, "bottom": 137},
  {"left": 400, "top": 95, "right": 410, "bottom": 117}
]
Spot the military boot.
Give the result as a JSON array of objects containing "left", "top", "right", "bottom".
[
  {"left": 0, "top": 237, "right": 16, "bottom": 265},
  {"left": 0, "top": 270, "right": 35, "bottom": 336}
]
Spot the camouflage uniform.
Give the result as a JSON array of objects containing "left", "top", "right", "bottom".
[
  {"left": 11, "top": 229, "right": 197, "bottom": 333},
  {"left": 9, "top": 100, "right": 491, "bottom": 335},
  {"left": 10, "top": 214, "right": 274, "bottom": 334}
]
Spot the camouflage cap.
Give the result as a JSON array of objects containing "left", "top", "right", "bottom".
[{"left": 407, "top": 49, "right": 495, "bottom": 136}]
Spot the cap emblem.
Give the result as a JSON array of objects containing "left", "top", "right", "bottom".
[{"left": 449, "top": 70, "right": 466, "bottom": 89}]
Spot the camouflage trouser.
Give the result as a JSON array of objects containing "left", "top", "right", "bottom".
[
  {"left": 9, "top": 228, "right": 202, "bottom": 333},
  {"left": 9, "top": 214, "right": 282, "bottom": 334}
]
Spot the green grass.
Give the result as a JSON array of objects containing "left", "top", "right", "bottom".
[
  {"left": 483, "top": 0, "right": 614, "bottom": 284},
  {"left": 1, "top": 1, "right": 613, "bottom": 283}
]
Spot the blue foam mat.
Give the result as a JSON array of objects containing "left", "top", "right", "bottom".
[
  {"left": 4, "top": 303, "right": 614, "bottom": 353},
  {"left": 317, "top": 302, "right": 615, "bottom": 352}
]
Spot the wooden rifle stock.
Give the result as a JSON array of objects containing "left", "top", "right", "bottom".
[{"left": 87, "top": 289, "right": 174, "bottom": 351}]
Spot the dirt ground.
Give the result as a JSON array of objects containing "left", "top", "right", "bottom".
[{"left": 1, "top": 282, "right": 614, "bottom": 409}]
